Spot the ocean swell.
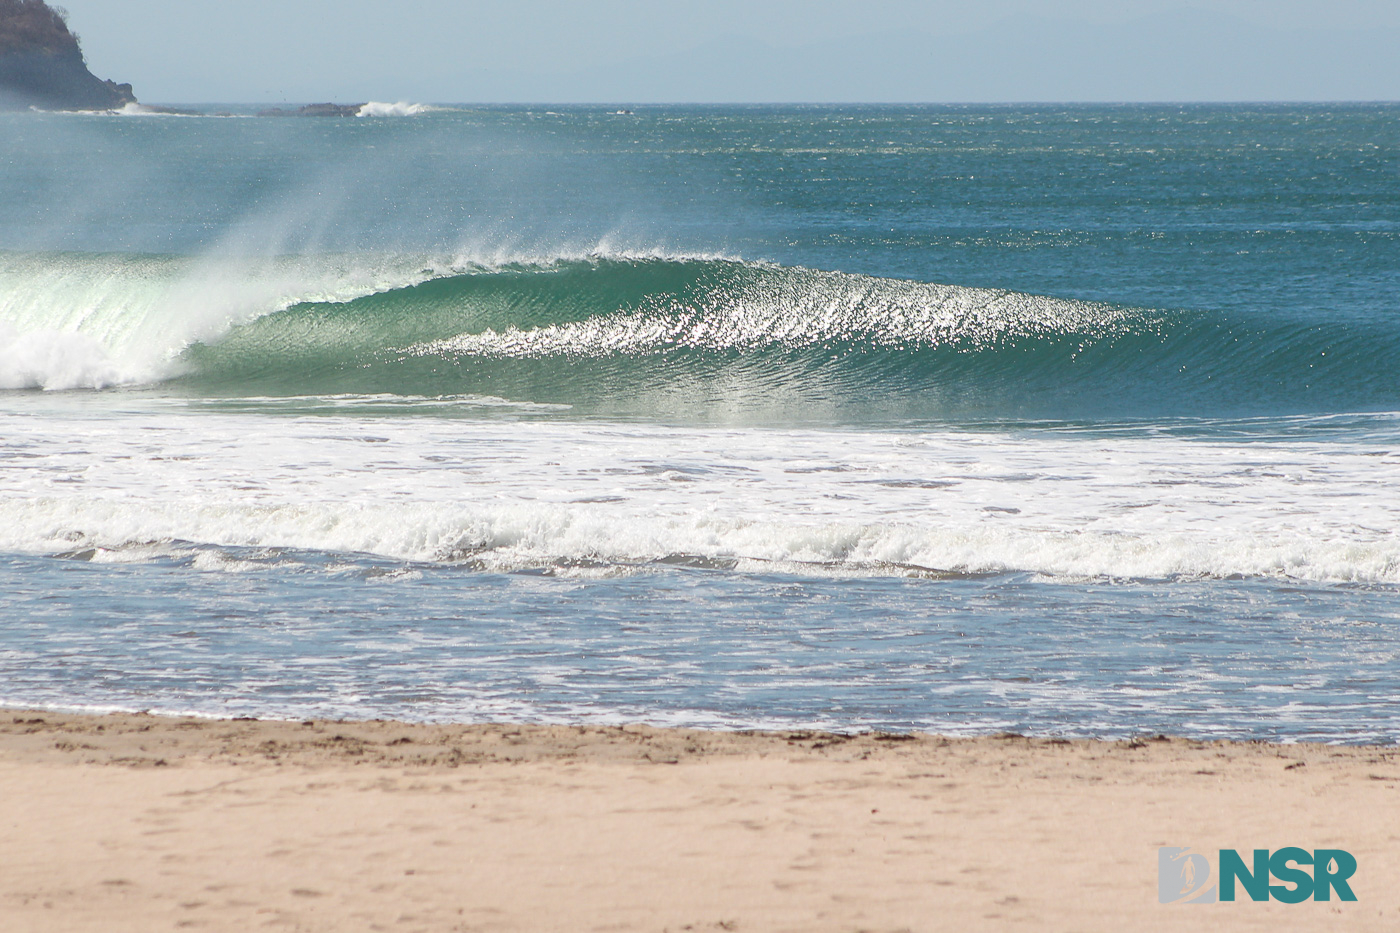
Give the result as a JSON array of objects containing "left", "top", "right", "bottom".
[{"left": 3, "top": 251, "right": 1399, "bottom": 419}]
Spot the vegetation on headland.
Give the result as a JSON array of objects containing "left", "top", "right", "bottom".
[{"left": 0, "top": 0, "right": 80, "bottom": 55}]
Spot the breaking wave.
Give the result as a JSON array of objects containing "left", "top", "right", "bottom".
[
  {"left": 3, "top": 249, "right": 1399, "bottom": 420},
  {"left": 357, "top": 101, "right": 436, "bottom": 118}
]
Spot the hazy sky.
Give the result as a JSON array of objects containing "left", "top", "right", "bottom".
[{"left": 60, "top": 0, "right": 1400, "bottom": 104}]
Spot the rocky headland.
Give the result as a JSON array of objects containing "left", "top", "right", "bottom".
[
  {"left": 1, "top": 2, "right": 375, "bottom": 117},
  {"left": 0, "top": 0, "right": 134, "bottom": 110}
]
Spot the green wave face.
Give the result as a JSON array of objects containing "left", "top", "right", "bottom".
[
  {"left": 176, "top": 257, "right": 1400, "bottom": 422},
  {"left": 5, "top": 251, "right": 1398, "bottom": 422},
  {"left": 171, "top": 257, "right": 1141, "bottom": 418}
]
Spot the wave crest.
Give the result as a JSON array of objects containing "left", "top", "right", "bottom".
[{"left": 357, "top": 102, "right": 435, "bottom": 117}]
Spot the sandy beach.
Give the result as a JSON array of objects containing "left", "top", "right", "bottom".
[{"left": 0, "top": 711, "right": 1393, "bottom": 931}]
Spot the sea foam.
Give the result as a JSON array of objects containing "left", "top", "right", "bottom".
[
  {"left": 4, "top": 406, "right": 1399, "bottom": 584},
  {"left": 0, "top": 323, "right": 125, "bottom": 390},
  {"left": 357, "top": 102, "right": 434, "bottom": 117}
]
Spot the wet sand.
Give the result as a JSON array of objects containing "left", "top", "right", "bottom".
[{"left": 0, "top": 710, "right": 1396, "bottom": 931}]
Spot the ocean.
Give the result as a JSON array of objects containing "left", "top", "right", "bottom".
[{"left": 2, "top": 103, "right": 1398, "bottom": 742}]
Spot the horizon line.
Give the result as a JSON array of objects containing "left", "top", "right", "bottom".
[{"left": 133, "top": 99, "right": 1400, "bottom": 107}]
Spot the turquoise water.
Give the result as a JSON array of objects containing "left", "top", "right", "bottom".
[{"left": 1, "top": 104, "right": 1398, "bottom": 740}]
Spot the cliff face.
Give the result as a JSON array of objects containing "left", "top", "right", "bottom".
[{"left": 0, "top": 0, "right": 134, "bottom": 110}]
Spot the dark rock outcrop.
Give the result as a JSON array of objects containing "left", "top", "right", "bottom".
[
  {"left": 258, "top": 102, "right": 368, "bottom": 118},
  {"left": 0, "top": 0, "right": 135, "bottom": 110}
]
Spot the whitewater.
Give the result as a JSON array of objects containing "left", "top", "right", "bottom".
[{"left": 2, "top": 103, "right": 1398, "bottom": 740}]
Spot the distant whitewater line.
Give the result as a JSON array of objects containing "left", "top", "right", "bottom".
[{"left": 25, "top": 101, "right": 441, "bottom": 118}]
